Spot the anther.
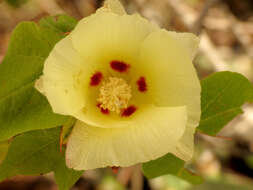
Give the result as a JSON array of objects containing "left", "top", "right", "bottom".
[{"left": 97, "top": 77, "right": 132, "bottom": 113}]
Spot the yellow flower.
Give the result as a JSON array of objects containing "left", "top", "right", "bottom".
[{"left": 35, "top": 0, "right": 201, "bottom": 170}]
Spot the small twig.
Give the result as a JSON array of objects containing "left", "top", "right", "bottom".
[
  {"left": 230, "top": 19, "right": 253, "bottom": 59},
  {"left": 166, "top": 0, "right": 197, "bottom": 29},
  {"left": 198, "top": 131, "right": 233, "bottom": 141},
  {"left": 130, "top": 165, "right": 143, "bottom": 190},
  {"left": 199, "top": 32, "right": 229, "bottom": 71},
  {"left": 116, "top": 166, "right": 135, "bottom": 186},
  {"left": 166, "top": 0, "right": 229, "bottom": 71},
  {"left": 192, "top": 0, "right": 220, "bottom": 35}
]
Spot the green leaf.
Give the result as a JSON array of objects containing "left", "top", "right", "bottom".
[
  {"left": 198, "top": 71, "right": 253, "bottom": 135},
  {"left": 0, "top": 16, "right": 77, "bottom": 141},
  {"left": 5, "top": 0, "right": 28, "bottom": 7},
  {"left": 54, "top": 156, "right": 83, "bottom": 190},
  {"left": 99, "top": 176, "right": 125, "bottom": 190},
  {"left": 160, "top": 174, "right": 192, "bottom": 190},
  {"left": 142, "top": 153, "right": 184, "bottom": 178},
  {"left": 0, "top": 127, "right": 83, "bottom": 190},
  {"left": 39, "top": 15, "right": 78, "bottom": 33},
  {"left": 142, "top": 154, "right": 202, "bottom": 184},
  {"left": 0, "top": 141, "right": 9, "bottom": 164},
  {"left": 177, "top": 169, "right": 203, "bottom": 185},
  {"left": 61, "top": 118, "right": 76, "bottom": 144},
  {"left": 245, "top": 155, "right": 253, "bottom": 169}
]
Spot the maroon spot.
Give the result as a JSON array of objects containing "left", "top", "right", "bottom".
[
  {"left": 137, "top": 77, "right": 147, "bottom": 92},
  {"left": 121, "top": 106, "right": 137, "bottom": 117},
  {"left": 110, "top": 60, "right": 130, "bottom": 73},
  {"left": 90, "top": 72, "right": 103, "bottom": 86},
  {"left": 97, "top": 103, "right": 109, "bottom": 115},
  {"left": 101, "top": 107, "right": 109, "bottom": 114}
]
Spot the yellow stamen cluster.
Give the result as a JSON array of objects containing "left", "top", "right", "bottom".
[{"left": 98, "top": 77, "right": 132, "bottom": 113}]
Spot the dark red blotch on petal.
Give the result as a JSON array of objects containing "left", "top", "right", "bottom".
[
  {"left": 101, "top": 107, "right": 109, "bottom": 114},
  {"left": 137, "top": 77, "right": 147, "bottom": 92},
  {"left": 97, "top": 103, "right": 110, "bottom": 115},
  {"left": 121, "top": 106, "right": 137, "bottom": 117},
  {"left": 90, "top": 72, "right": 103, "bottom": 86},
  {"left": 110, "top": 60, "right": 130, "bottom": 73}
]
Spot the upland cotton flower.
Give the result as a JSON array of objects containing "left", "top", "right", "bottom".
[{"left": 35, "top": 0, "right": 201, "bottom": 170}]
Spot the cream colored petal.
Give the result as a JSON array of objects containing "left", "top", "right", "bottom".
[
  {"left": 166, "top": 32, "right": 199, "bottom": 60},
  {"left": 66, "top": 106, "right": 187, "bottom": 170},
  {"left": 139, "top": 30, "right": 201, "bottom": 161},
  {"left": 39, "top": 35, "right": 88, "bottom": 115},
  {"left": 63, "top": 10, "right": 159, "bottom": 126},
  {"left": 170, "top": 123, "right": 196, "bottom": 161},
  {"left": 71, "top": 11, "right": 158, "bottom": 65},
  {"left": 34, "top": 76, "right": 45, "bottom": 95},
  {"left": 102, "top": 0, "right": 126, "bottom": 15}
]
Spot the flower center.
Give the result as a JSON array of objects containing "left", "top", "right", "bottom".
[{"left": 97, "top": 77, "right": 132, "bottom": 113}]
